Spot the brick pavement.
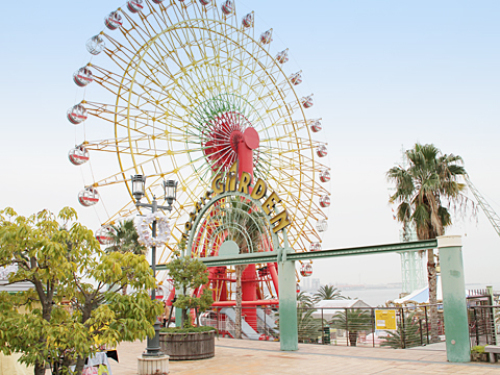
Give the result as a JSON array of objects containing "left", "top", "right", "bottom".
[{"left": 108, "top": 338, "right": 500, "bottom": 375}]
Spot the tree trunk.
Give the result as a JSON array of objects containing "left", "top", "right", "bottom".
[
  {"left": 427, "top": 249, "right": 440, "bottom": 343},
  {"left": 235, "top": 265, "right": 244, "bottom": 339},
  {"left": 348, "top": 331, "right": 358, "bottom": 347}
]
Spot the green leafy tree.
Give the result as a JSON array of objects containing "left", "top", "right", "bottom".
[
  {"left": 297, "top": 292, "right": 314, "bottom": 308},
  {"left": 330, "top": 308, "right": 373, "bottom": 346},
  {"left": 0, "top": 207, "right": 162, "bottom": 375},
  {"left": 387, "top": 143, "right": 468, "bottom": 343},
  {"left": 297, "top": 309, "right": 324, "bottom": 343},
  {"left": 314, "top": 284, "right": 346, "bottom": 303},
  {"left": 165, "top": 255, "right": 213, "bottom": 328}
]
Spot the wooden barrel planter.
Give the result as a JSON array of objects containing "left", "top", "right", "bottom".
[{"left": 159, "top": 330, "right": 215, "bottom": 360}]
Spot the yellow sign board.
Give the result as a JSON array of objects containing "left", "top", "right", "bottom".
[{"left": 375, "top": 310, "right": 397, "bottom": 330}]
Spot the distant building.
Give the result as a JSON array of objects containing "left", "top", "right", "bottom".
[{"left": 302, "top": 277, "right": 321, "bottom": 292}]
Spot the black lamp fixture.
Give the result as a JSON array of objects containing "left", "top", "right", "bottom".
[{"left": 131, "top": 174, "right": 146, "bottom": 202}]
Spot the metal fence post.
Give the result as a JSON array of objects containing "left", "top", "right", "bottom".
[
  {"left": 371, "top": 308, "right": 375, "bottom": 347},
  {"left": 345, "top": 308, "right": 349, "bottom": 346},
  {"left": 401, "top": 307, "right": 406, "bottom": 349}
]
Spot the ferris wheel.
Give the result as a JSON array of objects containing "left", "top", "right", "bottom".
[{"left": 68, "top": 0, "right": 330, "bottom": 266}]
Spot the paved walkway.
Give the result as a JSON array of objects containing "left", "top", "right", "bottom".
[{"left": 109, "top": 338, "right": 500, "bottom": 375}]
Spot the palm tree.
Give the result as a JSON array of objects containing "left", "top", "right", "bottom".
[
  {"left": 107, "top": 219, "right": 146, "bottom": 294},
  {"left": 387, "top": 143, "right": 467, "bottom": 343},
  {"left": 314, "top": 284, "right": 346, "bottom": 303},
  {"left": 330, "top": 308, "right": 373, "bottom": 346},
  {"left": 297, "top": 292, "right": 314, "bottom": 308},
  {"left": 108, "top": 219, "right": 147, "bottom": 255},
  {"left": 381, "top": 312, "right": 422, "bottom": 349}
]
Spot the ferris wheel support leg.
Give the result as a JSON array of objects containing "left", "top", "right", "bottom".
[{"left": 278, "top": 258, "right": 298, "bottom": 351}]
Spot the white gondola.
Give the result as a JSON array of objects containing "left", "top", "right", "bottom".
[
  {"left": 221, "top": 0, "right": 232, "bottom": 15},
  {"left": 316, "top": 219, "right": 328, "bottom": 233},
  {"left": 95, "top": 225, "right": 117, "bottom": 245},
  {"left": 319, "top": 170, "right": 331, "bottom": 183},
  {"left": 289, "top": 72, "right": 302, "bottom": 85},
  {"left": 260, "top": 30, "right": 272, "bottom": 44},
  {"left": 242, "top": 13, "right": 253, "bottom": 28},
  {"left": 199, "top": 0, "right": 211, "bottom": 5},
  {"left": 319, "top": 195, "right": 330, "bottom": 208},
  {"left": 73, "top": 67, "right": 93, "bottom": 87},
  {"left": 301, "top": 95, "right": 313, "bottom": 108},
  {"left": 86, "top": 35, "right": 105, "bottom": 55},
  {"left": 316, "top": 145, "right": 327, "bottom": 157},
  {"left": 105, "top": 11, "right": 123, "bottom": 30},
  {"left": 310, "top": 120, "right": 322, "bottom": 133},
  {"left": 127, "top": 0, "right": 144, "bottom": 13},
  {"left": 152, "top": 0, "right": 165, "bottom": 3},
  {"left": 68, "top": 146, "right": 90, "bottom": 166},
  {"left": 78, "top": 187, "right": 99, "bottom": 207},
  {"left": 310, "top": 242, "right": 322, "bottom": 252},
  {"left": 276, "top": 49, "right": 289, "bottom": 64},
  {"left": 67, "top": 104, "right": 88, "bottom": 125},
  {"left": 300, "top": 263, "right": 313, "bottom": 277}
]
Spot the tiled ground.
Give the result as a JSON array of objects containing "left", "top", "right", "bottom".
[{"left": 106, "top": 338, "right": 500, "bottom": 375}]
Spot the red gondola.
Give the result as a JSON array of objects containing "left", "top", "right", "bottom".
[
  {"left": 127, "top": 0, "right": 144, "bottom": 13},
  {"left": 242, "top": 13, "right": 253, "bottom": 28},
  {"left": 86, "top": 35, "right": 105, "bottom": 55},
  {"left": 260, "top": 30, "right": 272, "bottom": 44},
  {"left": 95, "top": 225, "right": 117, "bottom": 245},
  {"left": 320, "top": 170, "right": 331, "bottom": 183},
  {"left": 319, "top": 195, "right": 330, "bottom": 208},
  {"left": 276, "top": 49, "right": 289, "bottom": 64},
  {"left": 310, "top": 120, "right": 322, "bottom": 133},
  {"left": 310, "top": 242, "right": 321, "bottom": 252},
  {"left": 300, "top": 263, "right": 313, "bottom": 277},
  {"left": 78, "top": 187, "right": 99, "bottom": 207},
  {"left": 105, "top": 11, "right": 123, "bottom": 30},
  {"left": 221, "top": 0, "right": 232, "bottom": 15},
  {"left": 67, "top": 104, "right": 88, "bottom": 125},
  {"left": 73, "top": 67, "right": 93, "bottom": 87},
  {"left": 289, "top": 72, "right": 302, "bottom": 86},
  {"left": 301, "top": 95, "right": 313, "bottom": 108},
  {"left": 296, "top": 284, "right": 301, "bottom": 293},
  {"left": 199, "top": 0, "right": 211, "bottom": 5},
  {"left": 68, "top": 146, "right": 90, "bottom": 166},
  {"left": 152, "top": 0, "right": 164, "bottom": 3},
  {"left": 316, "top": 145, "right": 327, "bottom": 158}
]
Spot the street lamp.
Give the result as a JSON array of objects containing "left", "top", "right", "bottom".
[{"left": 131, "top": 174, "right": 177, "bottom": 357}]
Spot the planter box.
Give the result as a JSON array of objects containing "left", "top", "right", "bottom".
[{"left": 159, "top": 330, "right": 215, "bottom": 360}]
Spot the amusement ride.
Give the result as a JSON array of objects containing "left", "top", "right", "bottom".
[{"left": 68, "top": 0, "right": 330, "bottom": 337}]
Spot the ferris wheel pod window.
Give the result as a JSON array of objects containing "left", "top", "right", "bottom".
[
  {"left": 289, "top": 72, "right": 303, "bottom": 86},
  {"left": 300, "top": 263, "right": 313, "bottom": 277},
  {"left": 104, "top": 11, "right": 123, "bottom": 30},
  {"left": 199, "top": 0, "right": 211, "bottom": 5},
  {"left": 221, "top": 0, "right": 233, "bottom": 15},
  {"left": 316, "top": 219, "right": 328, "bottom": 233},
  {"left": 86, "top": 35, "right": 105, "bottom": 55},
  {"left": 301, "top": 95, "right": 314, "bottom": 108},
  {"left": 319, "top": 195, "right": 330, "bottom": 208},
  {"left": 68, "top": 146, "right": 90, "bottom": 165},
  {"left": 78, "top": 187, "right": 99, "bottom": 207},
  {"left": 260, "top": 30, "right": 273, "bottom": 44},
  {"left": 127, "top": 0, "right": 144, "bottom": 13},
  {"left": 95, "top": 225, "right": 117, "bottom": 245},
  {"left": 242, "top": 13, "right": 253, "bottom": 28},
  {"left": 319, "top": 170, "right": 331, "bottom": 183},
  {"left": 276, "top": 50, "right": 289, "bottom": 64},
  {"left": 310, "top": 120, "right": 322, "bottom": 133},
  {"left": 67, "top": 104, "right": 88, "bottom": 125},
  {"left": 317, "top": 145, "right": 328, "bottom": 157},
  {"left": 73, "top": 67, "right": 93, "bottom": 87}
]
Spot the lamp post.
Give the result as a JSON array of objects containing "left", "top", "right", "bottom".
[{"left": 131, "top": 174, "right": 177, "bottom": 357}]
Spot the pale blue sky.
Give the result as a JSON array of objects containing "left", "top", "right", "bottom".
[{"left": 1, "top": 1, "right": 499, "bottom": 289}]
